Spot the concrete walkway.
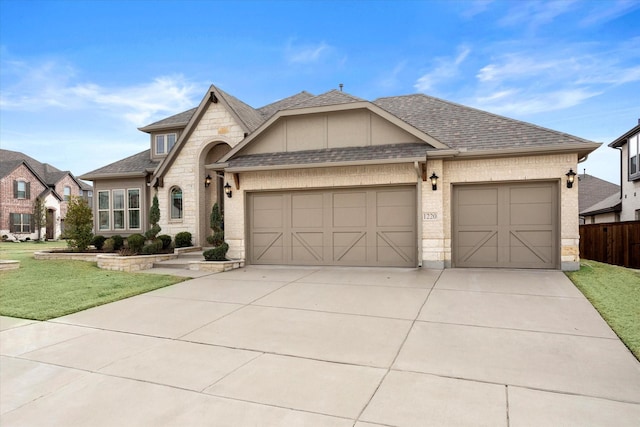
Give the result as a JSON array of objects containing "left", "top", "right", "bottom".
[{"left": 1, "top": 267, "right": 639, "bottom": 426}]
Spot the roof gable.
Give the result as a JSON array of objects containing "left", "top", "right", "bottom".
[
  {"left": 609, "top": 123, "right": 640, "bottom": 148},
  {"left": 0, "top": 149, "right": 83, "bottom": 188}
]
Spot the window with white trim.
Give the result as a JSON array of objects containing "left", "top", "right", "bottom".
[
  {"left": 63, "top": 186, "right": 71, "bottom": 202},
  {"left": 128, "top": 189, "right": 141, "bottom": 229},
  {"left": 170, "top": 187, "right": 183, "bottom": 219},
  {"left": 629, "top": 132, "right": 639, "bottom": 180},
  {"left": 113, "top": 189, "right": 125, "bottom": 230},
  {"left": 155, "top": 133, "right": 177, "bottom": 155},
  {"left": 98, "top": 191, "right": 110, "bottom": 230}
]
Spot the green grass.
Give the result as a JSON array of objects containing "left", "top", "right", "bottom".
[
  {"left": 566, "top": 260, "right": 640, "bottom": 360},
  {"left": 0, "top": 241, "right": 187, "bottom": 321}
]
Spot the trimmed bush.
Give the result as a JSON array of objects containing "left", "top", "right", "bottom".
[
  {"left": 158, "top": 234, "right": 172, "bottom": 251},
  {"left": 142, "top": 240, "right": 163, "bottom": 255},
  {"left": 203, "top": 243, "right": 229, "bottom": 261},
  {"left": 175, "top": 231, "right": 192, "bottom": 248},
  {"left": 127, "top": 233, "right": 146, "bottom": 254},
  {"left": 111, "top": 235, "right": 124, "bottom": 251},
  {"left": 103, "top": 238, "right": 115, "bottom": 252},
  {"left": 91, "top": 235, "right": 106, "bottom": 250}
]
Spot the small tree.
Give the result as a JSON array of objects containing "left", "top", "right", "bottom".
[
  {"left": 65, "top": 196, "right": 93, "bottom": 251},
  {"left": 33, "top": 197, "right": 47, "bottom": 241},
  {"left": 204, "top": 203, "right": 228, "bottom": 261},
  {"left": 145, "top": 194, "right": 161, "bottom": 241}
]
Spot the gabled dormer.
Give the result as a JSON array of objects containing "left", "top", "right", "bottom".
[{"left": 138, "top": 108, "right": 197, "bottom": 161}]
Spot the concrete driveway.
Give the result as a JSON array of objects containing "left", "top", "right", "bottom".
[{"left": 1, "top": 267, "right": 639, "bottom": 426}]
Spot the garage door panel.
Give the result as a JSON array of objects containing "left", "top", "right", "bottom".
[
  {"left": 453, "top": 182, "right": 558, "bottom": 269},
  {"left": 292, "top": 194, "right": 324, "bottom": 228},
  {"left": 252, "top": 232, "right": 284, "bottom": 263},
  {"left": 249, "top": 187, "right": 416, "bottom": 267},
  {"left": 291, "top": 232, "right": 324, "bottom": 262}
]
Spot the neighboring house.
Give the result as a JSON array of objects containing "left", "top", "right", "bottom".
[
  {"left": 0, "top": 149, "right": 92, "bottom": 240},
  {"left": 608, "top": 122, "right": 640, "bottom": 221},
  {"left": 81, "top": 86, "right": 600, "bottom": 270},
  {"left": 578, "top": 173, "right": 620, "bottom": 224}
]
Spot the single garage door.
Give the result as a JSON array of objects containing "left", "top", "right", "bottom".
[
  {"left": 453, "top": 182, "right": 558, "bottom": 269},
  {"left": 248, "top": 186, "right": 416, "bottom": 267}
]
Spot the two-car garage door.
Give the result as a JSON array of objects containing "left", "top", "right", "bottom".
[
  {"left": 452, "top": 182, "right": 558, "bottom": 269},
  {"left": 248, "top": 186, "right": 416, "bottom": 267}
]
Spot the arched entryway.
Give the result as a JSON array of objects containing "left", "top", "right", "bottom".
[{"left": 199, "top": 142, "right": 232, "bottom": 246}]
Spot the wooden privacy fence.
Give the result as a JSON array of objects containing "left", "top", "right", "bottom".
[{"left": 579, "top": 221, "right": 640, "bottom": 269}]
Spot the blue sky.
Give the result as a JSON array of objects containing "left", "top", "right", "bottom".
[{"left": 1, "top": 0, "right": 639, "bottom": 184}]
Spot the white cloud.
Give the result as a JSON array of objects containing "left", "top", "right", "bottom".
[
  {"left": 414, "top": 45, "right": 471, "bottom": 92},
  {"left": 499, "top": 0, "right": 578, "bottom": 29},
  {"left": 285, "top": 40, "right": 332, "bottom": 64},
  {"left": 580, "top": 0, "right": 640, "bottom": 26},
  {"left": 0, "top": 57, "right": 199, "bottom": 126},
  {"left": 473, "top": 88, "right": 601, "bottom": 115}
]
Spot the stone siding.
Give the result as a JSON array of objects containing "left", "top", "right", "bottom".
[{"left": 158, "top": 102, "right": 245, "bottom": 245}]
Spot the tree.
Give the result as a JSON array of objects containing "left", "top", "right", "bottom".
[
  {"left": 145, "top": 194, "right": 161, "bottom": 241},
  {"left": 204, "top": 203, "right": 228, "bottom": 261},
  {"left": 65, "top": 196, "right": 93, "bottom": 251},
  {"left": 33, "top": 197, "right": 46, "bottom": 241}
]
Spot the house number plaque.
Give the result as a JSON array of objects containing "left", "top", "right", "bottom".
[{"left": 423, "top": 212, "right": 438, "bottom": 220}]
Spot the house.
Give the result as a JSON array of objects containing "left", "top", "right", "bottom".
[
  {"left": 578, "top": 173, "right": 620, "bottom": 224},
  {"left": 0, "top": 149, "right": 92, "bottom": 240},
  {"left": 80, "top": 85, "right": 600, "bottom": 270},
  {"left": 607, "top": 122, "right": 640, "bottom": 221}
]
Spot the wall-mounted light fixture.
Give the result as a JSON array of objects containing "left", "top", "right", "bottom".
[
  {"left": 224, "top": 182, "right": 232, "bottom": 198},
  {"left": 565, "top": 169, "right": 576, "bottom": 189},
  {"left": 430, "top": 172, "right": 439, "bottom": 191},
  {"left": 204, "top": 174, "right": 212, "bottom": 188}
]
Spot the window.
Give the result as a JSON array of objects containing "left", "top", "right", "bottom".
[
  {"left": 128, "top": 189, "right": 141, "bottom": 229},
  {"left": 64, "top": 186, "right": 71, "bottom": 202},
  {"left": 98, "top": 191, "right": 110, "bottom": 230},
  {"left": 14, "top": 180, "right": 29, "bottom": 199},
  {"left": 10, "top": 213, "right": 32, "bottom": 233},
  {"left": 113, "top": 189, "right": 125, "bottom": 230},
  {"left": 170, "top": 187, "right": 183, "bottom": 219},
  {"left": 629, "top": 133, "right": 639, "bottom": 180},
  {"left": 155, "top": 133, "right": 177, "bottom": 155}
]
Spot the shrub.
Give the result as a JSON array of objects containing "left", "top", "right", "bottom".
[
  {"left": 142, "top": 240, "right": 163, "bottom": 255},
  {"left": 103, "top": 238, "right": 115, "bottom": 252},
  {"left": 158, "top": 234, "right": 172, "bottom": 250},
  {"left": 145, "top": 194, "right": 161, "bottom": 240},
  {"left": 65, "top": 196, "right": 94, "bottom": 251},
  {"left": 111, "top": 235, "right": 124, "bottom": 251},
  {"left": 175, "top": 231, "right": 192, "bottom": 248},
  {"left": 92, "top": 235, "right": 106, "bottom": 250},
  {"left": 204, "top": 203, "right": 228, "bottom": 261},
  {"left": 127, "top": 233, "right": 146, "bottom": 254},
  {"left": 203, "top": 243, "right": 229, "bottom": 261}
]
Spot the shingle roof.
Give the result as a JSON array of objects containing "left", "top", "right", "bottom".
[
  {"left": 216, "top": 87, "right": 265, "bottom": 132},
  {"left": 290, "top": 90, "right": 365, "bottom": 109},
  {"left": 580, "top": 192, "right": 622, "bottom": 216},
  {"left": 80, "top": 150, "right": 159, "bottom": 179},
  {"left": 139, "top": 107, "right": 197, "bottom": 131},
  {"left": 0, "top": 149, "right": 88, "bottom": 189},
  {"left": 257, "top": 91, "right": 315, "bottom": 119},
  {"left": 609, "top": 123, "right": 640, "bottom": 148},
  {"left": 374, "top": 94, "right": 594, "bottom": 150},
  {"left": 577, "top": 173, "right": 620, "bottom": 212},
  {"left": 227, "top": 143, "right": 435, "bottom": 169}
]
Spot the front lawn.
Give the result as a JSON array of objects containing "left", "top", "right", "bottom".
[
  {"left": 566, "top": 260, "right": 640, "bottom": 360},
  {"left": 0, "top": 241, "right": 187, "bottom": 321}
]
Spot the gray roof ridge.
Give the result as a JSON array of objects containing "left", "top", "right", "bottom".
[
  {"left": 580, "top": 192, "right": 622, "bottom": 215},
  {"left": 81, "top": 149, "right": 153, "bottom": 176},
  {"left": 214, "top": 86, "right": 265, "bottom": 131},
  {"left": 376, "top": 93, "right": 595, "bottom": 145}
]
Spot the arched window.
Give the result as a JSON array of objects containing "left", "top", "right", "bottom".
[{"left": 170, "top": 187, "right": 183, "bottom": 219}]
